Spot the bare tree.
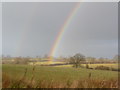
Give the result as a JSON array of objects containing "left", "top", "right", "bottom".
[
  {"left": 86, "top": 57, "right": 96, "bottom": 64},
  {"left": 112, "top": 55, "right": 119, "bottom": 63},
  {"left": 98, "top": 57, "right": 105, "bottom": 63},
  {"left": 43, "top": 54, "right": 48, "bottom": 59},
  {"left": 14, "top": 57, "right": 30, "bottom": 64},
  {"left": 70, "top": 53, "right": 85, "bottom": 68}
]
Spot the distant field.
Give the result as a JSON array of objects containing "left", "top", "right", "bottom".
[
  {"left": 29, "top": 61, "right": 118, "bottom": 69},
  {"left": 2, "top": 64, "right": 118, "bottom": 88},
  {"left": 84, "top": 64, "right": 118, "bottom": 69},
  {"left": 29, "top": 61, "right": 65, "bottom": 65}
]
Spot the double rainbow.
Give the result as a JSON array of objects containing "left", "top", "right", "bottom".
[{"left": 16, "top": 3, "right": 81, "bottom": 61}]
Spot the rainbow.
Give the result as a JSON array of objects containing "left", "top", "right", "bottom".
[{"left": 48, "top": 2, "right": 81, "bottom": 62}]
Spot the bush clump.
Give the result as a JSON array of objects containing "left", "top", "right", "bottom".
[
  {"left": 95, "top": 66, "right": 110, "bottom": 70},
  {"left": 111, "top": 68, "right": 119, "bottom": 71},
  {"left": 86, "top": 64, "right": 89, "bottom": 69}
]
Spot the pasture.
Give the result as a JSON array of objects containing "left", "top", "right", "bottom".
[{"left": 2, "top": 64, "right": 118, "bottom": 88}]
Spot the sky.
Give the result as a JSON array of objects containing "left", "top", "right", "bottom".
[
  {"left": 2, "top": 2, "right": 118, "bottom": 58},
  {"left": 0, "top": 3, "right": 1, "bottom": 57}
]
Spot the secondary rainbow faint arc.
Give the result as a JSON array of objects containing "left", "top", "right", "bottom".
[
  {"left": 16, "top": 4, "right": 39, "bottom": 56},
  {"left": 48, "top": 2, "right": 81, "bottom": 60}
]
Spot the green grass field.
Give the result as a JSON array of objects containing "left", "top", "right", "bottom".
[{"left": 2, "top": 64, "right": 118, "bottom": 88}]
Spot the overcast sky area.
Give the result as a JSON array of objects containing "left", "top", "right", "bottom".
[
  {"left": 0, "top": 3, "right": 2, "bottom": 57},
  {"left": 2, "top": 2, "right": 118, "bottom": 58}
]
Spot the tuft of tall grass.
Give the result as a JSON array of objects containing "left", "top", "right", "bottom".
[
  {"left": 2, "top": 75, "right": 118, "bottom": 88},
  {"left": 2, "top": 72, "right": 11, "bottom": 88}
]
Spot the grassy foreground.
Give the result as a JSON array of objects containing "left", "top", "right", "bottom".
[{"left": 2, "top": 64, "right": 118, "bottom": 88}]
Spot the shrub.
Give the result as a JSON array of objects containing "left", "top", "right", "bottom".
[
  {"left": 95, "top": 66, "right": 110, "bottom": 70},
  {"left": 111, "top": 68, "right": 119, "bottom": 71},
  {"left": 86, "top": 64, "right": 89, "bottom": 69}
]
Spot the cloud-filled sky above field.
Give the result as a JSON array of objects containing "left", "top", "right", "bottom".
[{"left": 2, "top": 2, "right": 118, "bottom": 58}]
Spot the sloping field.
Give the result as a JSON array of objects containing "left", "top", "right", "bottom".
[
  {"left": 2, "top": 64, "right": 118, "bottom": 88},
  {"left": 3, "top": 64, "right": 118, "bottom": 80}
]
